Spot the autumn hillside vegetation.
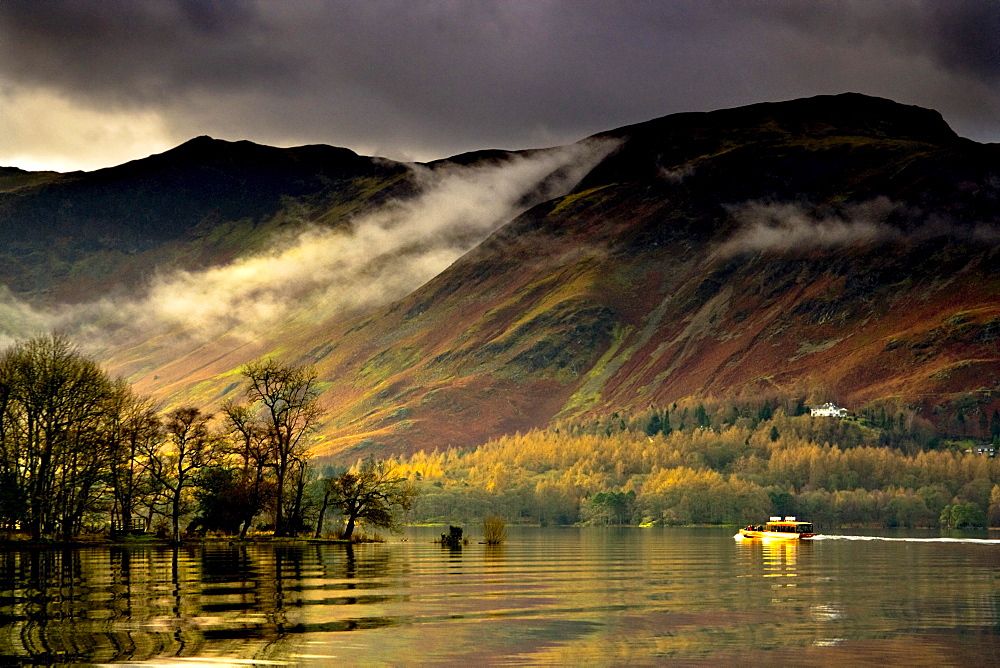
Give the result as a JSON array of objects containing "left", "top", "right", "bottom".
[{"left": 395, "top": 398, "right": 1000, "bottom": 530}]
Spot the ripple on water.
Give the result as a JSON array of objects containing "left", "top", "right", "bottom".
[{"left": 0, "top": 527, "right": 995, "bottom": 665}]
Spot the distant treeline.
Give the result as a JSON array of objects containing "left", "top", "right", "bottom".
[{"left": 395, "top": 399, "right": 1000, "bottom": 530}]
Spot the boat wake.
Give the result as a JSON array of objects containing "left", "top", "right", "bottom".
[{"left": 811, "top": 534, "right": 1000, "bottom": 544}]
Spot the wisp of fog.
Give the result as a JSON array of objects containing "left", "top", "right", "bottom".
[
  {"left": 0, "top": 138, "right": 619, "bottom": 354},
  {"left": 719, "top": 197, "right": 1000, "bottom": 258},
  {"left": 719, "top": 199, "right": 902, "bottom": 256}
]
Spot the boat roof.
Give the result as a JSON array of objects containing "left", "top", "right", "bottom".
[{"left": 765, "top": 519, "right": 812, "bottom": 525}]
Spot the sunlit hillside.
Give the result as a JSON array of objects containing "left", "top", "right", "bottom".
[
  {"left": 395, "top": 400, "right": 1000, "bottom": 528},
  {"left": 1, "top": 93, "right": 998, "bottom": 462}
]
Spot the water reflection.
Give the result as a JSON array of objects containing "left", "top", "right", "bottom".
[
  {"left": 735, "top": 536, "right": 805, "bottom": 578},
  {"left": 761, "top": 539, "right": 799, "bottom": 578},
  {"left": 0, "top": 528, "right": 994, "bottom": 664},
  {"left": 0, "top": 542, "right": 410, "bottom": 664}
]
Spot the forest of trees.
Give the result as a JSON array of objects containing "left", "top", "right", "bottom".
[
  {"left": 396, "top": 399, "right": 1000, "bottom": 530},
  {"left": 1, "top": 334, "right": 997, "bottom": 540},
  {"left": 0, "top": 335, "right": 412, "bottom": 542}
]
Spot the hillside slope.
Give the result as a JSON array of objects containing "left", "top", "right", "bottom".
[
  {"left": 5, "top": 93, "right": 999, "bottom": 461},
  {"left": 294, "top": 94, "right": 1000, "bottom": 458}
]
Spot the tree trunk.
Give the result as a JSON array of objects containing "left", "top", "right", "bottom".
[
  {"left": 239, "top": 511, "right": 252, "bottom": 540},
  {"left": 30, "top": 445, "right": 52, "bottom": 541},
  {"left": 342, "top": 513, "right": 356, "bottom": 541},
  {"left": 274, "top": 466, "right": 286, "bottom": 536},
  {"left": 288, "top": 472, "right": 306, "bottom": 536},
  {"left": 314, "top": 490, "right": 330, "bottom": 538},
  {"left": 239, "top": 466, "right": 266, "bottom": 539},
  {"left": 171, "top": 488, "right": 181, "bottom": 543}
]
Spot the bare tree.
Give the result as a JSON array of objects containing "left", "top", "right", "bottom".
[
  {"left": 313, "top": 464, "right": 346, "bottom": 538},
  {"left": 237, "top": 359, "right": 323, "bottom": 536},
  {"left": 221, "top": 401, "right": 273, "bottom": 538},
  {"left": 283, "top": 454, "right": 312, "bottom": 536},
  {"left": 105, "top": 385, "right": 160, "bottom": 535},
  {"left": 142, "top": 407, "right": 219, "bottom": 542},
  {"left": 0, "top": 335, "right": 117, "bottom": 540}
]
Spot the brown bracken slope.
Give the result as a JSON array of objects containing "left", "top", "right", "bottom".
[
  {"left": 291, "top": 93, "right": 1000, "bottom": 459},
  {"left": 8, "top": 93, "right": 998, "bottom": 461}
]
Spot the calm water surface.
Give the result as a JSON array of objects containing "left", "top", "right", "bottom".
[{"left": 0, "top": 527, "right": 997, "bottom": 666}]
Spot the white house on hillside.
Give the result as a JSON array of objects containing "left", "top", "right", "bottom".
[{"left": 810, "top": 402, "right": 848, "bottom": 418}]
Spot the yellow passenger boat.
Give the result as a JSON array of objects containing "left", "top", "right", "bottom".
[{"left": 739, "top": 516, "right": 815, "bottom": 540}]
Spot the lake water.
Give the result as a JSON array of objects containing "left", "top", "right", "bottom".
[{"left": 0, "top": 527, "right": 997, "bottom": 665}]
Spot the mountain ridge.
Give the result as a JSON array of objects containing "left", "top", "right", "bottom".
[
  {"left": 2, "top": 93, "right": 998, "bottom": 460},
  {"left": 0, "top": 135, "right": 415, "bottom": 302},
  {"left": 290, "top": 93, "right": 999, "bottom": 458}
]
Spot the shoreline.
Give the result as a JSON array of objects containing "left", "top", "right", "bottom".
[{"left": 0, "top": 535, "right": 364, "bottom": 549}]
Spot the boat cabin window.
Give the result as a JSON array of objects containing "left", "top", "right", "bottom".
[{"left": 765, "top": 522, "right": 813, "bottom": 533}]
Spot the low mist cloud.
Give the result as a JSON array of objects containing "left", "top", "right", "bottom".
[
  {"left": 0, "top": 287, "right": 67, "bottom": 351},
  {"left": 719, "top": 199, "right": 903, "bottom": 255},
  {"left": 720, "top": 196, "right": 1000, "bottom": 257},
  {"left": 0, "top": 138, "right": 619, "bottom": 355}
]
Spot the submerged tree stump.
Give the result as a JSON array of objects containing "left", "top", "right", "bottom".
[{"left": 441, "top": 525, "right": 463, "bottom": 548}]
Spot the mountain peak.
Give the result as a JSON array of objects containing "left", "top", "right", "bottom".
[
  {"left": 605, "top": 93, "right": 961, "bottom": 145},
  {"left": 576, "top": 92, "right": 966, "bottom": 193},
  {"left": 148, "top": 135, "right": 287, "bottom": 164},
  {"left": 172, "top": 134, "right": 227, "bottom": 152}
]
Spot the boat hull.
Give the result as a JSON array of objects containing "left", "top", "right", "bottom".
[{"left": 739, "top": 529, "right": 814, "bottom": 540}]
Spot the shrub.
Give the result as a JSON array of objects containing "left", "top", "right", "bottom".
[{"left": 482, "top": 515, "right": 507, "bottom": 544}]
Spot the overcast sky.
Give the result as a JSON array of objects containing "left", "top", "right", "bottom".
[{"left": 1, "top": 0, "right": 998, "bottom": 172}]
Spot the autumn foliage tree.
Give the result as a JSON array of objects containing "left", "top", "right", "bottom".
[
  {"left": 325, "top": 458, "right": 416, "bottom": 540},
  {"left": 401, "top": 401, "right": 1000, "bottom": 529}
]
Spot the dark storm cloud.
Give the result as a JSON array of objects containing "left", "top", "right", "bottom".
[
  {"left": 775, "top": 0, "right": 1000, "bottom": 85},
  {"left": 745, "top": 1, "right": 1000, "bottom": 87},
  {"left": 926, "top": 2, "right": 1000, "bottom": 84},
  {"left": 0, "top": 0, "right": 301, "bottom": 101},
  {"left": 0, "top": 0, "right": 998, "bottom": 168}
]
